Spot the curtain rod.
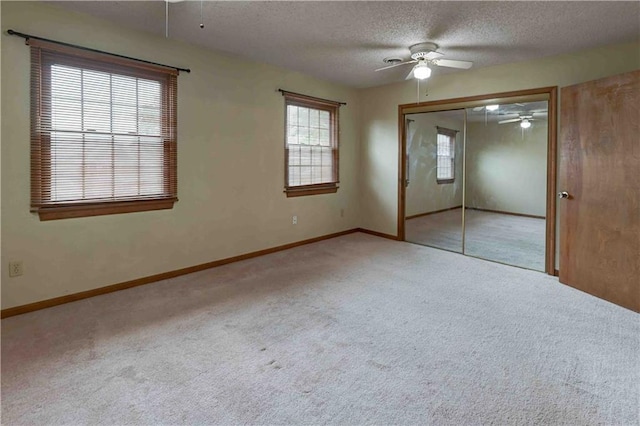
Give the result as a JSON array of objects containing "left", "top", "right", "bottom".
[
  {"left": 278, "top": 89, "right": 346, "bottom": 106},
  {"left": 7, "top": 29, "right": 191, "bottom": 74}
]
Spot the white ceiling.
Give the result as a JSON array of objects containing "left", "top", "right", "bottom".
[{"left": 48, "top": 1, "right": 640, "bottom": 88}]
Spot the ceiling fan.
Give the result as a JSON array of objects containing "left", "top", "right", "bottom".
[
  {"left": 375, "top": 42, "right": 473, "bottom": 80},
  {"left": 498, "top": 114, "right": 539, "bottom": 128},
  {"left": 472, "top": 103, "right": 525, "bottom": 112}
]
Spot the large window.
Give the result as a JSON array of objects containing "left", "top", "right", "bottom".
[
  {"left": 436, "top": 127, "right": 456, "bottom": 184},
  {"left": 30, "top": 41, "right": 178, "bottom": 220},
  {"left": 284, "top": 92, "right": 340, "bottom": 197}
]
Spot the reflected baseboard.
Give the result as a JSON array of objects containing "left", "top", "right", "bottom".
[
  {"left": 405, "top": 205, "right": 462, "bottom": 220},
  {"left": 465, "top": 207, "right": 545, "bottom": 220}
]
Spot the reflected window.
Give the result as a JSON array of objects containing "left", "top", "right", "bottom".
[{"left": 436, "top": 127, "right": 456, "bottom": 184}]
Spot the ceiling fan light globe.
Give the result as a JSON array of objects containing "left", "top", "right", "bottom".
[
  {"left": 520, "top": 119, "right": 532, "bottom": 129},
  {"left": 413, "top": 63, "right": 431, "bottom": 80}
]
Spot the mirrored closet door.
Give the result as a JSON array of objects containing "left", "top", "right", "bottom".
[
  {"left": 464, "top": 101, "right": 548, "bottom": 271},
  {"left": 403, "top": 100, "right": 549, "bottom": 272},
  {"left": 404, "top": 110, "right": 464, "bottom": 253}
]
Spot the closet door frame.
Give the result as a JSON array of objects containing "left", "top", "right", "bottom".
[{"left": 397, "top": 86, "right": 558, "bottom": 275}]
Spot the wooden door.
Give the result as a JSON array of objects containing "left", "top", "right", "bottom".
[{"left": 559, "top": 70, "right": 639, "bottom": 312}]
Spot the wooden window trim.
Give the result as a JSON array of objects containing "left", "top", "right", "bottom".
[
  {"left": 30, "top": 40, "right": 178, "bottom": 220},
  {"left": 436, "top": 178, "right": 455, "bottom": 185},
  {"left": 28, "top": 39, "right": 179, "bottom": 76},
  {"left": 283, "top": 92, "right": 341, "bottom": 197},
  {"left": 284, "top": 183, "right": 339, "bottom": 198},
  {"left": 37, "top": 199, "right": 177, "bottom": 221}
]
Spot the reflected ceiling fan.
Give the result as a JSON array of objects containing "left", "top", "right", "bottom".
[
  {"left": 472, "top": 103, "right": 525, "bottom": 112},
  {"left": 375, "top": 42, "right": 473, "bottom": 80},
  {"left": 498, "top": 114, "right": 542, "bottom": 128}
]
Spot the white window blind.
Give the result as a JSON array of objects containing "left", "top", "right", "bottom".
[
  {"left": 286, "top": 105, "right": 334, "bottom": 186},
  {"left": 283, "top": 92, "right": 340, "bottom": 197},
  {"left": 30, "top": 40, "right": 178, "bottom": 219}
]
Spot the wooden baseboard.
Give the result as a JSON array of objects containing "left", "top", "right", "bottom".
[
  {"left": 2, "top": 228, "right": 366, "bottom": 319},
  {"left": 356, "top": 228, "right": 400, "bottom": 241},
  {"left": 405, "top": 205, "right": 463, "bottom": 220},
  {"left": 554, "top": 269, "right": 560, "bottom": 277},
  {"left": 465, "top": 207, "right": 546, "bottom": 220}
]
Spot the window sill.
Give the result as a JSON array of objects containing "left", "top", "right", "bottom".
[
  {"left": 436, "top": 179, "right": 455, "bottom": 185},
  {"left": 33, "top": 199, "right": 177, "bottom": 221},
  {"left": 285, "top": 184, "right": 338, "bottom": 198}
]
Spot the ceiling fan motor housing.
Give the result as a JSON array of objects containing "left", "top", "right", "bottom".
[{"left": 409, "top": 42, "right": 439, "bottom": 60}]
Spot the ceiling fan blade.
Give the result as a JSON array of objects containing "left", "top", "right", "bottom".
[
  {"left": 375, "top": 60, "right": 416, "bottom": 72},
  {"left": 532, "top": 111, "right": 548, "bottom": 116},
  {"left": 433, "top": 59, "right": 473, "bottom": 69},
  {"left": 498, "top": 118, "right": 521, "bottom": 124}
]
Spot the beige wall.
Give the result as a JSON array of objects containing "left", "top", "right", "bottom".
[
  {"left": 359, "top": 40, "right": 640, "bottom": 270},
  {"left": 466, "top": 119, "right": 547, "bottom": 217},
  {"left": 2, "top": 2, "right": 639, "bottom": 310},
  {"left": 1, "top": 2, "right": 360, "bottom": 309},
  {"left": 406, "top": 112, "right": 463, "bottom": 217}
]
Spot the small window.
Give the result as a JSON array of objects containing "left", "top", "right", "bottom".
[
  {"left": 284, "top": 92, "right": 340, "bottom": 197},
  {"left": 436, "top": 127, "right": 456, "bottom": 184},
  {"left": 30, "top": 41, "right": 178, "bottom": 220}
]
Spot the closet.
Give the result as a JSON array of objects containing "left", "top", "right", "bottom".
[{"left": 400, "top": 89, "right": 556, "bottom": 273}]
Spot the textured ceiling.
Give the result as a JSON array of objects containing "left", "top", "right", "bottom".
[{"left": 47, "top": 1, "right": 640, "bottom": 88}]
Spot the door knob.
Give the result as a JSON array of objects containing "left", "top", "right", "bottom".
[{"left": 558, "top": 191, "right": 570, "bottom": 199}]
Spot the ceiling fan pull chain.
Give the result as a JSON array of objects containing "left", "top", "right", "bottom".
[
  {"left": 200, "top": 0, "right": 204, "bottom": 29},
  {"left": 165, "top": 0, "right": 169, "bottom": 38}
]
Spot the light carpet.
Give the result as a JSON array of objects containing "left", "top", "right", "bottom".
[
  {"left": 2, "top": 233, "right": 638, "bottom": 425},
  {"left": 406, "top": 209, "right": 546, "bottom": 271}
]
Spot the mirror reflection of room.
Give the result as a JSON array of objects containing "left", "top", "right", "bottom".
[
  {"left": 464, "top": 101, "right": 548, "bottom": 271},
  {"left": 404, "top": 101, "right": 548, "bottom": 272},
  {"left": 405, "top": 110, "right": 464, "bottom": 253}
]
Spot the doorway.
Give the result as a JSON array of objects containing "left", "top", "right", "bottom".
[
  {"left": 398, "top": 88, "right": 557, "bottom": 274},
  {"left": 559, "top": 71, "right": 639, "bottom": 311}
]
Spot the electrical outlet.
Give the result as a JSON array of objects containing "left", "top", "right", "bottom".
[
  {"left": 9, "top": 261, "right": 23, "bottom": 277},
  {"left": 292, "top": 215, "right": 297, "bottom": 225}
]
